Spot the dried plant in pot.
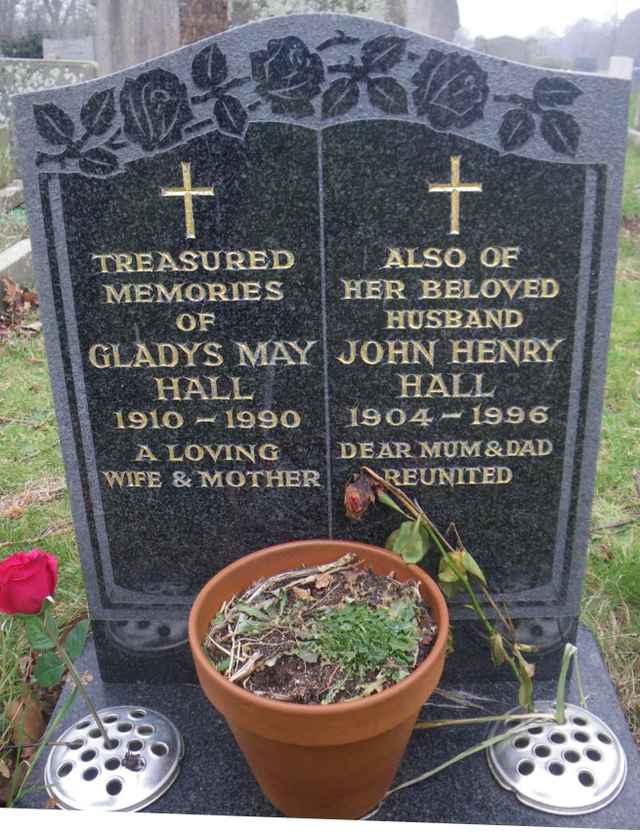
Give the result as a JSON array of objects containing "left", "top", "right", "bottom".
[{"left": 187, "top": 539, "right": 449, "bottom": 819}]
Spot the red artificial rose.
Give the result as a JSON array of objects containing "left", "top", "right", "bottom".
[{"left": 0, "top": 550, "right": 58, "bottom": 615}]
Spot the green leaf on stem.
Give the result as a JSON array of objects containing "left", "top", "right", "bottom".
[
  {"left": 33, "top": 652, "right": 65, "bottom": 688},
  {"left": 489, "top": 632, "right": 507, "bottom": 666},
  {"left": 377, "top": 490, "right": 405, "bottom": 515},
  {"left": 63, "top": 620, "right": 89, "bottom": 662},
  {"left": 446, "top": 626, "right": 455, "bottom": 654},
  {"left": 22, "top": 616, "right": 55, "bottom": 652},
  {"left": 437, "top": 560, "right": 465, "bottom": 600},
  {"left": 514, "top": 646, "right": 535, "bottom": 711},
  {"left": 462, "top": 550, "right": 487, "bottom": 586},
  {"left": 386, "top": 518, "right": 430, "bottom": 563}
]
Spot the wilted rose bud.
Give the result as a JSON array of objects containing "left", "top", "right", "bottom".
[{"left": 344, "top": 473, "right": 376, "bottom": 521}]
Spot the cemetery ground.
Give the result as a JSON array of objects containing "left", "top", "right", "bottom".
[{"left": 0, "top": 148, "right": 639, "bottom": 802}]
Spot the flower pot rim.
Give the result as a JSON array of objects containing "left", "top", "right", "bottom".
[{"left": 188, "top": 538, "right": 449, "bottom": 717}]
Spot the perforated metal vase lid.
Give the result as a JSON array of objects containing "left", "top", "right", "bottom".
[
  {"left": 487, "top": 700, "right": 627, "bottom": 815},
  {"left": 45, "top": 706, "right": 184, "bottom": 811}
]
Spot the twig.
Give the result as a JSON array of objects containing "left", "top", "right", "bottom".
[
  {"left": 243, "top": 554, "right": 356, "bottom": 603},
  {"left": 4, "top": 740, "right": 74, "bottom": 750},
  {"left": 229, "top": 650, "right": 263, "bottom": 683},
  {"left": 0, "top": 522, "right": 73, "bottom": 550},
  {"left": 23, "top": 442, "right": 59, "bottom": 461},
  {"left": 590, "top": 516, "right": 639, "bottom": 533},
  {"left": 416, "top": 712, "right": 554, "bottom": 730}
]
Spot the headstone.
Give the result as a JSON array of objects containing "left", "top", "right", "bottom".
[
  {"left": 14, "top": 15, "right": 629, "bottom": 684},
  {"left": 407, "top": 0, "right": 459, "bottom": 41},
  {"left": 230, "top": 1, "right": 393, "bottom": 28},
  {"left": 1, "top": 58, "right": 97, "bottom": 178},
  {"left": 94, "top": 0, "right": 180, "bottom": 75},
  {"left": 43, "top": 37, "right": 95, "bottom": 62},
  {"left": 615, "top": 8, "right": 640, "bottom": 65},
  {"left": 0, "top": 58, "right": 97, "bottom": 126},
  {"left": 180, "top": 0, "right": 229, "bottom": 44},
  {"left": 474, "top": 35, "right": 538, "bottom": 65},
  {"left": 95, "top": 0, "right": 229, "bottom": 76},
  {"left": 608, "top": 55, "right": 633, "bottom": 80}
]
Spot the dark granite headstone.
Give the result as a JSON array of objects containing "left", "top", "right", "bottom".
[{"left": 14, "top": 14, "right": 629, "bottom": 684}]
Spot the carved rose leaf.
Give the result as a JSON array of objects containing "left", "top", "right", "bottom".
[
  {"left": 322, "top": 77, "right": 359, "bottom": 118},
  {"left": 499, "top": 108, "right": 535, "bottom": 151},
  {"left": 412, "top": 50, "right": 488, "bottom": 130},
  {"left": 192, "top": 44, "right": 227, "bottom": 90},
  {"left": 81, "top": 89, "right": 116, "bottom": 136},
  {"left": 214, "top": 94, "right": 248, "bottom": 136},
  {"left": 34, "top": 103, "right": 75, "bottom": 145},
  {"left": 251, "top": 36, "right": 324, "bottom": 116},
  {"left": 361, "top": 34, "right": 406, "bottom": 73},
  {"left": 533, "top": 77, "right": 582, "bottom": 109},
  {"left": 367, "top": 76, "right": 408, "bottom": 115},
  {"left": 540, "top": 110, "right": 580, "bottom": 156},
  {"left": 120, "top": 68, "right": 193, "bottom": 152},
  {"left": 78, "top": 147, "right": 119, "bottom": 176}
]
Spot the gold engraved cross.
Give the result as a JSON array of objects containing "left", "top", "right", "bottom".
[
  {"left": 427, "top": 155, "right": 482, "bottom": 235},
  {"left": 161, "top": 161, "right": 215, "bottom": 239}
]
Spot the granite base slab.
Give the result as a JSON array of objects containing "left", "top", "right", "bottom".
[{"left": 18, "top": 625, "right": 639, "bottom": 828}]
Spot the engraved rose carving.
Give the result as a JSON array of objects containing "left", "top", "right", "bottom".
[
  {"left": 495, "top": 78, "right": 582, "bottom": 156},
  {"left": 412, "top": 50, "right": 488, "bottom": 130},
  {"left": 120, "top": 68, "right": 193, "bottom": 151},
  {"left": 251, "top": 36, "right": 324, "bottom": 116}
]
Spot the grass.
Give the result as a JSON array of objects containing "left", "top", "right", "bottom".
[
  {"left": 0, "top": 332, "right": 84, "bottom": 765},
  {"left": 0, "top": 208, "right": 29, "bottom": 252},
  {"left": 629, "top": 90, "right": 639, "bottom": 131},
  {"left": 0, "top": 140, "right": 13, "bottom": 193},
  {"left": 0, "top": 142, "right": 639, "bottom": 758},
  {"left": 581, "top": 139, "right": 640, "bottom": 743}
]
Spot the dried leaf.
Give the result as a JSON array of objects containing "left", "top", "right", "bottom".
[
  {"left": 18, "top": 655, "right": 32, "bottom": 679},
  {"left": 0, "top": 759, "right": 27, "bottom": 805},
  {"left": 342, "top": 568, "right": 361, "bottom": 590},
  {"left": 1, "top": 275, "right": 19, "bottom": 307},
  {"left": 315, "top": 573, "right": 332, "bottom": 589},
  {"left": 0, "top": 477, "right": 66, "bottom": 519},
  {"left": 358, "top": 676, "right": 386, "bottom": 697},
  {"left": 23, "top": 291, "right": 38, "bottom": 307},
  {"left": 6, "top": 691, "right": 44, "bottom": 745},
  {"left": 0, "top": 759, "right": 10, "bottom": 779},
  {"left": 293, "top": 587, "right": 311, "bottom": 601}
]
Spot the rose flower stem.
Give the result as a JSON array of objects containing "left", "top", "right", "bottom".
[{"left": 42, "top": 616, "right": 110, "bottom": 744}]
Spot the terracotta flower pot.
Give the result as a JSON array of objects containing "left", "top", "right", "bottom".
[{"left": 188, "top": 539, "right": 449, "bottom": 819}]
